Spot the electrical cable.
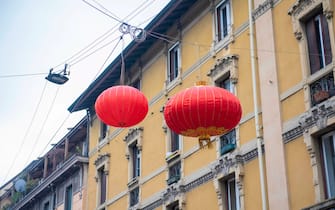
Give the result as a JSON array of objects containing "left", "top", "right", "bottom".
[
  {"left": 92, "top": 36, "right": 123, "bottom": 81},
  {"left": 24, "top": 86, "right": 60, "bottom": 168},
  {"left": 69, "top": 35, "right": 122, "bottom": 67},
  {"left": 1, "top": 81, "right": 48, "bottom": 185},
  {"left": 81, "top": 0, "right": 122, "bottom": 23},
  {"left": 0, "top": 73, "right": 46, "bottom": 79},
  {"left": 52, "top": 0, "right": 157, "bottom": 71},
  {"left": 37, "top": 113, "right": 71, "bottom": 159}
]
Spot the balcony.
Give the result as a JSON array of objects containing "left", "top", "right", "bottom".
[
  {"left": 310, "top": 73, "right": 335, "bottom": 106},
  {"left": 10, "top": 155, "right": 88, "bottom": 210},
  {"left": 167, "top": 174, "right": 181, "bottom": 185}
]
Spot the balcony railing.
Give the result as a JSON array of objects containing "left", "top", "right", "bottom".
[
  {"left": 167, "top": 174, "right": 180, "bottom": 185},
  {"left": 310, "top": 73, "right": 335, "bottom": 106}
]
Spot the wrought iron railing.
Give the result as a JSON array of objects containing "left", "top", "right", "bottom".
[{"left": 310, "top": 73, "right": 335, "bottom": 106}]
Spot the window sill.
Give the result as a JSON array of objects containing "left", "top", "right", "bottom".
[
  {"left": 127, "top": 177, "right": 139, "bottom": 188},
  {"left": 166, "top": 150, "right": 180, "bottom": 163},
  {"left": 164, "top": 75, "right": 182, "bottom": 96},
  {"left": 167, "top": 175, "right": 181, "bottom": 185},
  {"left": 213, "top": 34, "right": 234, "bottom": 53}
]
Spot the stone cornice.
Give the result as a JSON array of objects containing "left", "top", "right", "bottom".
[
  {"left": 253, "top": 0, "right": 274, "bottom": 19},
  {"left": 282, "top": 99, "right": 335, "bottom": 143}
]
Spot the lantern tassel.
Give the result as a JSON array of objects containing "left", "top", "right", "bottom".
[{"left": 198, "top": 135, "right": 211, "bottom": 149}]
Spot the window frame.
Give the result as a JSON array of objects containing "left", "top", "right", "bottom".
[
  {"left": 305, "top": 10, "right": 332, "bottom": 74},
  {"left": 98, "top": 166, "right": 107, "bottom": 205},
  {"left": 129, "top": 142, "right": 141, "bottom": 179},
  {"left": 64, "top": 185, "right": 73, "bottom": 210},
  {"left": 124, "top": 127, "right": 143, "bottom": 183},
  {"left": 167, "top": 161, "right": 181, "bottom": 185},
  {"left": 220, "top": 129, "right": 236, "bottom": 156},
  {"left": 129, "top": 187, "right": 139, "bottom": 207},
  {"left": 167, "top": 42, "right": 181, "bottom": 83},
  {"left": 215, "top": 0, "right": 232, "bottom": 43},
  {"left": 288, "top": 0, "right": 335, "bottom": 108},
  {"left": 99, "top": 121, "right": 108, "bottom": 142},
  {"left": 321, "top": 131, "right": 335, "bottom": 199}
]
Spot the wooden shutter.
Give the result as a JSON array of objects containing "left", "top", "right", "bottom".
[
  {"left": 306, "top": 17, "right": 321, "bottom": 74},
  {"left": 321, "top": 14, "right": 332, "bottom": 65}
]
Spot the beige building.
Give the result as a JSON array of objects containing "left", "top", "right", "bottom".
[
  {"left": 0, "top": 117, "right": 89, "bottom": 210},
  {"left": 68, "top": 0, "right": 335, "bottom": 209},
  {"left": 2, "top": 0, "right": 335, "bottom": 210}
]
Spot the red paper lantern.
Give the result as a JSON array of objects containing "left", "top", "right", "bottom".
[
  {"left": 95, "top": 85, "right": 149, "bottom": 127},
  {"left": 163, "top": 82, "right": 242, "bottom": 145}
]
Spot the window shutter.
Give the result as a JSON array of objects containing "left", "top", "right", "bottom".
[
  {"left": 321, "top": 14, "right": 332, "bottom": 65},
  {"left": 306, "top": 18, "right": 321, "bottom": 74}
]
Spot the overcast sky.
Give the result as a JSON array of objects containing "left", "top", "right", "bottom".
[{"left": 0, "top": 0, "right": 169, "bottom": 186}]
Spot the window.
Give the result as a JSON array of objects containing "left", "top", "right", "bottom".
[
  {"left": 321, "top": 131, "right": 335, "bottom": 198},
  {"left": 168, "top": 43, "right": 180, "bottom": 82},
  {"left": 129, "top": 187, "right": 139, "bottom": 207},
  {"left": 216, "top": 0, "right": 231, "bottom": 42},
  {"left": 43, "top": 201, "right": 50, "bottom": 210},
  {"left": 167, "top": 161, "right": 181, "bottom": 185},
  {"left": 220, "top": 175, "right": 240, "bottom": 210},
  {"left": 305, "top": 11, "right": 332, "bottom": 74},
  {"left": 98, "top": 167, "right": 107, "bottom": 204},
  {"left": 167, "top": 201, "right": 180, "bottom": 210},
  {"left": 217, "top": 75, "right": 232, "bottom": 92},
  {"left": 65, "top": 185, "right": 72, "bottom": 210},
  {"left": 130, "top": 143, "right": 141, "bottom": 178},
  {"left": 170, "top": 130, "right": 180, "bottom": 152},
  {"left": 131, "top": 79, "right": 141, "bottom": 90},
  {"left": 220, "top": 129, "right": 236, "bottom": 155},
  {"left": 100, "top": 121, "right": 108, "bottom": 141}
]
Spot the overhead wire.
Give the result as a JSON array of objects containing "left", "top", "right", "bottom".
[
  {"left": 1, "top": 81, "right": 48, "bottom": 185},
  {"left": 37, "top": 113, "right": 71, "bottom": 159},
  {"left": 52, "top": 0, "right": 157, "bottom": 72},
  {"left": 81, "top": 0, "right": 122, "bottom": 23},
  {"left": 1, "top": 0, "right": 162, "bottom": 184},
  {"left": 92, "top": 35, "right": 123, "bottom": 80},
  {"left": 24, "top": 86, "right": 61, "bottom": 167}
]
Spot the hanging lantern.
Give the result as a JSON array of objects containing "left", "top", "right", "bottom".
[
  {"left": 95, "top": 85, "right": 149, "bottom": 127},
  {"left": 163, "top": 81, "right": 242, "bottom": 147}
]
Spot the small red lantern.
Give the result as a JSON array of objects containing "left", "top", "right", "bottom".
[
  {"left": 163, "top": 82, "right": 242, "bottom": 146},
  {"left": 95, "top": 85, "right": 148, "bottom": 127}
]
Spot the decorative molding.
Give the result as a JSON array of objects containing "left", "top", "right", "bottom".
[
  {"left": 299, "top": 99, "right": 335, "bottom": 131},
  {"left": 124, "top": 127, "right": 144, "bottom": 144},
  {"left": 207, "top": 54, "right": 239, "bottom": 84},
  {"left": 288, "top": 0, "right": 334, "bottom": 41},
  {"left": 243, "top": 148, "right": 259, "bottom": 162},
  {"left": 282, "top": 98, "right": 335, "bottom": 143},
  {"left": 94, "top": 153, "right": 110, "bottom": 167},
  {"left": 282, "top": 126, "right": 304, "bottom": 143},
  {"left": 253, "top": 0, "right": 274, "bottom": 20}
]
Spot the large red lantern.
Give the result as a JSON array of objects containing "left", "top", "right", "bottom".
[
  {"left": 95, "top": 85, "right": 148, "bottom": 127},
  {"left": 163, "top": 82, "right": 242, "bottom": 146}
]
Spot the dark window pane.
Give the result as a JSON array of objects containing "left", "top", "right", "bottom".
[
  {"left": 99, "top": 168, "right": 107, "bottom": 204},
  {"left": 167, "top": 162, "right": 181, "bottom": 185},
  {"left": 306, "top": 12, "right": 332, "bottom": 74},
  {"left": 130, "top": 187, "right": 139, "bottom": 207},
  {"left": 220, "top": 129, "right": 236, "bottom": 155},
  {"left": 65, "top": 185, "right": 72, "bottom": 210},
  {"left": 171, "top": 131, "right": 179, "bottom": 152}
]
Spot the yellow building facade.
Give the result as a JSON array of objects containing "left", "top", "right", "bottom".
[{"left": 68, "top": 0, "right": 335, "bottom": 210}]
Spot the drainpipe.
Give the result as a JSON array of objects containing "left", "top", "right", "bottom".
[{"left": 248, "top": 1, "right": 267, "bottom": 210}]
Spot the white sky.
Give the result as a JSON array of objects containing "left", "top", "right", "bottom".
[{"left": 0, "top": 0, "right": 169, "bottom": 185}]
